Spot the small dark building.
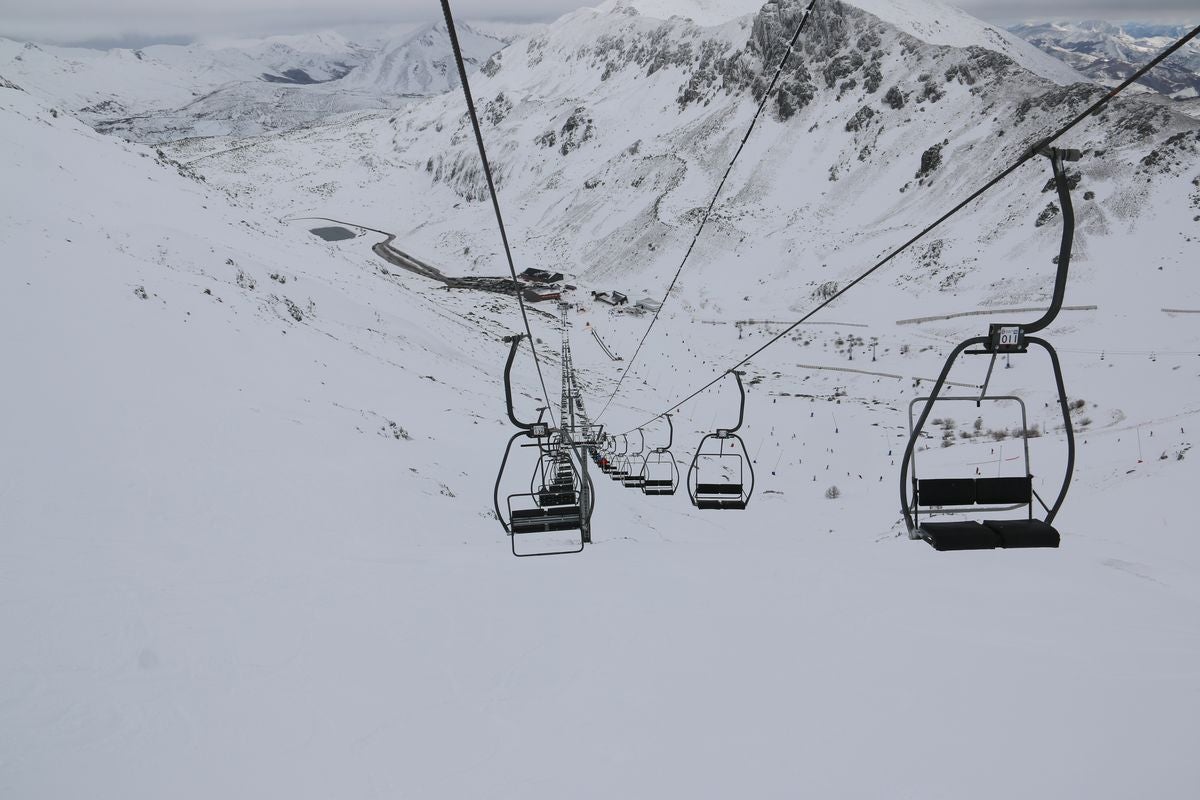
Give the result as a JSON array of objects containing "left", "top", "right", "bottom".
[{"left": 519, "top": 268, "right": 565, "bottom": 284}]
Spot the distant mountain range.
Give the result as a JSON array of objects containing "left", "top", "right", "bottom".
[
  {"left": 0, "top": 21, "right": 512, "bottom": 141},
  {"left": 1009, "top": 20, "right": 1200, "bottom": 100}
]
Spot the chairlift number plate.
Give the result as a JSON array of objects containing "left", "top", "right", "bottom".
[{"left": 989, "top": 324, "right": 1026, "bottom": 353}]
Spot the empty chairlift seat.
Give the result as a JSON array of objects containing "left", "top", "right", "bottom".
[
  {"left": 509, "top": 504, "right": 584, "bottom": 534},
  {"left": 694, "top": 482, "right": 747, "bottom": 510},
  {"left": 915, "top": 476, "right": 1059, "bottom": 551},
  {"left": 640, "top": 415, "right": 679, "bottom": 496},
  {"left": 899, "top": 148, "right": 1080, "bottom": 554},
  {"left": 622, "top": 429, "right": 647, "bottom": 488},
  {"left": 686, "top": 372, "right": 754, "bottom": 511}
]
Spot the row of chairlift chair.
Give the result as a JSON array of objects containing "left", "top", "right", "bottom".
[
  {"left": 496, "top": 147, "right": 1080, "bottom": 557},
  {"left": 593, "top": 370, "right": 754, "bottom": 510},
  {"left": 594, "top": 418, "right": 679, "bottom": 496},
  {"left": 494, "top": 336, "right": 594, "bottom": 557}
]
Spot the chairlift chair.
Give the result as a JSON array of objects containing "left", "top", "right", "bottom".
[
  {"left": 640, "top": 414, "right": 680, "bottom": 496},
  {"left": 494, "top": 336, "right": 593, "bottom": 556},
  {"left": 622, "top": 429, "right": 647, "bottom": 488},
  {"left": 899, "top": 148, "right": 1079, "bottom": 551},
  {"left": 609, "top": 434, "right": 631, "bottom": 481},
  {"left": 687, "top": 371, "right": 755, "bottom": 510},
  {"left": 596, "top": 435, "right": 614, "bottom": 473},
  {"left": 531, "top": 445, "right": 578, "bottom": 508}
]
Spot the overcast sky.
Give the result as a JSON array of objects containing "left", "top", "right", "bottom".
[{"left": 0, "top": 0, "right": 1195, "bottom": 48}]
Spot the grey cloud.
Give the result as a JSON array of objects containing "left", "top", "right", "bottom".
[
  {"left": 954, "top": 0, "right": 1197, "bottom": 24},
  {"left": 0, "top": 0, "right": 583, "bottom": 45},
  {"left": 0, "top": 0, "right": 1195, "bottom": 47}
]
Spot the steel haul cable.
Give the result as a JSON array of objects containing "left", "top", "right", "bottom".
[
  {"left": 440, "top": 0, "right": 557, "bottom": 422},
  {"left": 594, "top": 0, "right": 819, "bottom": 423},
  {"left": 612, "top": 21, "right": 1200, "bottom": 437}
]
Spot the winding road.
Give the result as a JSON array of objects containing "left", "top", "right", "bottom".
[{"left": 287, "top": 216, "right": 521, "bottom": 294}]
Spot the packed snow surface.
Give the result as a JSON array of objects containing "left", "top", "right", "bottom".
[{"left": 3, "top": 0, "right": 1200, "bottom": 797}]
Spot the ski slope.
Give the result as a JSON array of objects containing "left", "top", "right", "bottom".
[{"left": 3, "top": 1, "right": 1200, "bottom": 797}]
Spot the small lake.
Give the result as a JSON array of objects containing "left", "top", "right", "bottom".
[{"left": 309, "top": 226, "right": 358, "bottom": 242}]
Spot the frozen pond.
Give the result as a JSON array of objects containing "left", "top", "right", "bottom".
[{"left": 309, "top": 226, "right": 357, "bottom": 242}]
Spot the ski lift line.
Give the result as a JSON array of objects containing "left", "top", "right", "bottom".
[
  {"left": 895, "top": 305, "right": 1099, "bottom": 326},
  {"left": 775, "top": 361, "right": 982, "bottom": 387},
  {"left": 593, "top": 0, "right": 819, "bottom": 423},
  {"left": 440, "top": 0, "right": 556, "bottom": 423},
  {"left": 611, "top": 22, "right": 1200, "bottom": 438},
  {"left": 716, "top": 319, "right": 872, "bottom": 328},
  {"left": 1058, "top": 347, "right": 1200, "bottom": 356}
]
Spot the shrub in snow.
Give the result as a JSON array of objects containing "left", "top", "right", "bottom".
[{"left": 1035, "top": 203, "right": 1060, "bottom": 227}]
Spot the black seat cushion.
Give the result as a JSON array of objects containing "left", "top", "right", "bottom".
[
  {"left": 917, "top": 478, "right": 976, "bottom": 507},
  {"left": 918, "top": 521, "right": 1000, "bottom": 551},
  {"left": 696, "top": 498, "right": 747, "bottom": 510},
  {"left": 984, "top": 519, "right": 1060, "bottom": 548},
  {"left": 975, "top": 476, "right": 1032, "bottom": 505}
]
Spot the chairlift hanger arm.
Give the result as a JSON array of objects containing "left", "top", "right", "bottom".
[
  {"left": 502, "top": 336, "right": 552, "bottom": 436},
  {"left": 726, "top": 371, "right": 746, "bottom": 435},
  {"left": 1024, "top": 148, "right": 1078, "bottom": 335},
  {"left": 660, "top": 413, "right": 674, "bottom": 451}
]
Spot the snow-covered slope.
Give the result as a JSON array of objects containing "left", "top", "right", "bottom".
[
  {"left": 4, "top": 0, "right": 1200, "bottom": 796},
  {"left": 1011, "top": 19, "right": 1200, "bottom": 99}
]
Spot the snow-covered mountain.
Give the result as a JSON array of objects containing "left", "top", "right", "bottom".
[
  {"left": 4, "top": 0, "right": 1200, "bottom": 796},
  {"left": 0, "top": 32, "right": 370, "bottom": 113},
  {"left": 341, "top": 21, "right": 507, "bottom": 96},
  {"left": 181, "top": 0, "right": 1192, "bottom": 308},
  {"left": 0, "top": 22, "right": 507, "bottom": 142},
  {"left": 1010, "top": 19, "right": 1200, "bottom": 99}
]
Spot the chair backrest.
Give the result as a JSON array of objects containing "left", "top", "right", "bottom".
[
  {"left": 696, "top": 483, "right": 743, "bottom": 495},
  {"left": 917, "top": 476, "right": 1032, "bottom": 507},
  {"left": 917, "top": 478, "right": 975, "bottom": 506},
  {"left": 975, "top": 476, "right": 1032, "bottom": 504}
]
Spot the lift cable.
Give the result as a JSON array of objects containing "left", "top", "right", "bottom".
[
  {"left": 440, "top": 0, "right": 557, "bottom": 421},
  {"left": 593, "top": 0, "right": 818, "bottom": 423},
  {"left": 612, "top": 21, "right": 1200, "bottom": 437}
]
